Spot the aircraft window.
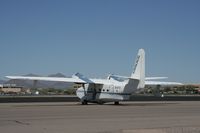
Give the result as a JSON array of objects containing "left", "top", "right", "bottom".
[
  {"left": 99, "top": 89, "right": 101, "bottom": 92},
  {"left": 107, "top": 89, "right": 109, "bottom": 92},
  {"left": 103, "top": 89, "right": 105, "bottom": 92}
]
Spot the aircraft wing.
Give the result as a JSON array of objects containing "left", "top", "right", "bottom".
[
  {"left": 6, "top": 76, "right": 88, "bottom": 84},
  {"left": 145, "top": 81, "right": 183, "bottom": 86},
  {"left": 6, "top": 75, "right": 183, "bottom": 86},
  {"left": 5, "top": 75, "right": 110, "bottom": 85}
]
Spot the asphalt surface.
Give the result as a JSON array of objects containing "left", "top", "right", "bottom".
[
  {"left": 0, "top": 101, "right": 200, "bottom": 133},
  {"left": 1, "top": 95, "right": 200, "bottom": 103}
]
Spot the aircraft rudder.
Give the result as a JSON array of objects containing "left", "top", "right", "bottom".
[{"left": 131, "top": 48, "right": 145, "bottom": 88}]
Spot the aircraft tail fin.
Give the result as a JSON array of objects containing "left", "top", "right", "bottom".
[{"left": 131, "top": 49, "right": 145, "bottom": 88}]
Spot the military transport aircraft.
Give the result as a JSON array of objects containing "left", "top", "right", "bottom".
[{"left": 6, "top": 49, "right": 182, "bottom": 105}]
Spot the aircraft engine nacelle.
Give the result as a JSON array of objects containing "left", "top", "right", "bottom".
[
  {"left": 72, "top": 73, "right": 84, "bottom": 79},
  {"left": 76, "top": 87, "right": 85, "bottom": 99}
]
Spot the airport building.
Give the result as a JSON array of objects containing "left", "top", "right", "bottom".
[{"left": 0, "top": 84, "right": 31, "bottom": 95}]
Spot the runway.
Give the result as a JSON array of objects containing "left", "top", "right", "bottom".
[
  {"left": 0, "top": 101, "right": 200, "bottom": 133},
  {"left": 1, "top": 95, "right": 200, "bottom": 103}
]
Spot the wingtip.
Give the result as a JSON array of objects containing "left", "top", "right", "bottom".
[
  {"left": 5, "top": 76, "right": 11, "bottom": 79},
  {"left": 5, "top": 76, "right": 18, "bottom": 79}
]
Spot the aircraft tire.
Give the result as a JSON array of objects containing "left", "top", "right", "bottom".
[
  {"left": 114, "top": 101, "right": 119, "bottom": 105},
  {"left": 81, "top": 100, "right": 88, "bottom": 105},
  {"left": 98, "top": 101, "right": 104, "bottom": 105}
]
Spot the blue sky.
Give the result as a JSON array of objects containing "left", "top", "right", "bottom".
[{"left": 0, "top": 0, "right": 199, "bottom": 83}]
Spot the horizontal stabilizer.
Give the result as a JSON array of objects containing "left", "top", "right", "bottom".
[
  {"left": 145, "top": 77, "right": 168, "bottom": 80},
  {"left": 145, "top": 81, "right": 183, "bottom": 86},
  {"left": 109, "top": 75, "right": 168, "bottom": 81}
]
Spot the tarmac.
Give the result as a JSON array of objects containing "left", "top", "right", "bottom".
[
  {"left": 0, "top": 101, "right": 200, "bottom": 133},
  {"left": 1, "top": 95, "right": 200, "bottom": 103}
]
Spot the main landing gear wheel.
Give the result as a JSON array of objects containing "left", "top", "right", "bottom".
[
  {"left": 81, "top": 100, "right": 88, "bottom": 105},
  {"left": 98, "top": 101, "right": 104, "bottom": 105},
  {"left": 114, "top": 101, "right": 119, "bottom": 105}
]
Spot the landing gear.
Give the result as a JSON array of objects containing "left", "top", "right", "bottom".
[
  {"left": 114, "top": 101, "right": 119, "bottom": 105},
  {"left": 81, "top": 100, "right": 88, "bottom": 105},
  {"left": 97, "top": 101, "right": 104, "bottom": 105}
]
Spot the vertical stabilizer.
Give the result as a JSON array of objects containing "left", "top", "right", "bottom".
[{"left": 131, "top": 49, "right": 145, "bottom": 88}]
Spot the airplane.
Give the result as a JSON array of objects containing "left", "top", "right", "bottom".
[{"left": 6, "top": 49, "right": 182, "bottom": 105}]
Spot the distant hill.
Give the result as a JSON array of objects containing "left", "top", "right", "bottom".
[
  {"left": 5, "top": 79, "right": 35, "bottom": 88},
  {"left": 0, "top": 80, "right": 5, "bottom": 84},
  {"left": 46, "top": 73, "right": 73, "bottom": 89},
  {"left": 5, "top": 73, "right": 73, "bottom": 89},
  {"left": 48, "top": 73, "right": 66, "bottom": 77},
  {"left": 24, "top": 73, "right": 41, "bottom": 77}
]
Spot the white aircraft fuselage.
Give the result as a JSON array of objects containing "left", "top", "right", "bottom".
[{"left": 76, "top": 79, "right": 138, "bottom": 104}]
